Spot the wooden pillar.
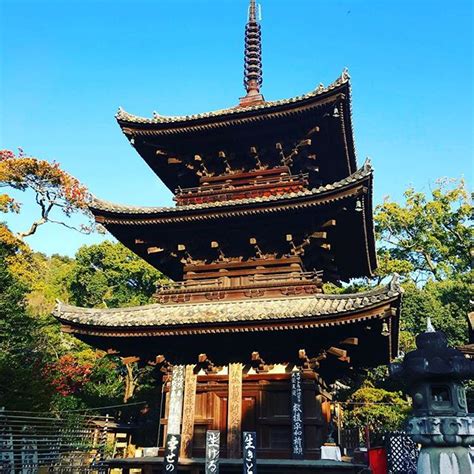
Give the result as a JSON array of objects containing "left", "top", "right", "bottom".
[
  {"left": 180, "top": 364, "right": 197, "bottom": 459},
  {"left": 227, "top": 363, "right": 243, "bottom": 458}
]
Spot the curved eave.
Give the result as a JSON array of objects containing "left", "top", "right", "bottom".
[
  {"left": 116, "top": 70, "right": 351, "bottom": 131},
  {"left": 54, "top": 277, "right": 402, "bottom": 342},
  {"left": 116, "top": 71, "right": 357, "bottom": 191},
  {"left": 90, "top": 163, "right": 372, "bottom": 222},
  {"left": 90, "top": 164, "right": 376, "bottom": 280}
]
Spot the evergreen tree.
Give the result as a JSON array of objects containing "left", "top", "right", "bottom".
[{"left": 0, "top": 246, "right": 51, "bottom": 410}]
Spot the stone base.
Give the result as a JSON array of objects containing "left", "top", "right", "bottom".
[{"left": 418, "top": 446, "right": 473, "bottom": 474}]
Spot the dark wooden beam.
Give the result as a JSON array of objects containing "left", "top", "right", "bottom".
[
  {"left": 321, "top": 219, "right": 337, "bottom": 228},
  {"left": 147, "top": 246, "right": 165, "bottom": 254},
  {"left": 340, "top": 337, "right": 359, "bottom": 346}
]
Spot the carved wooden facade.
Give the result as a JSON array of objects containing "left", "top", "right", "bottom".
[{"left": 54, "top": 0, "right": 402, "bottom": 467}]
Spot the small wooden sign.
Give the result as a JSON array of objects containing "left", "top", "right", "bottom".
[
  {"left": 242, "top": 431, "right": 257, "bottom": 474},
  {"left": 162, "top": 433, "right": 181, "bottom": 473},
  {"left": 205, "top": 430, "right": 221, "bottom": 474},
  {"left": 291, "top": 371, "right": 305, "bottom": 459},
  {"left": 168, "top": 365, "right": 185, "bottom": 435}
]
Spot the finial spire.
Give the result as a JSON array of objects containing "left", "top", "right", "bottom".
[
  {"left": 249, "top": 0, "right": 257, "bottom": 21},
  {"left": 239, "top": 0, "right": 264, "bottom": 107}
]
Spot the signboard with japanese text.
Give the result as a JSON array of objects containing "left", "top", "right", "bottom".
[
  {"left": 242, "top": 431, "right": 257, "bottom": 474},
  {"left": 167, "top": 365, "right": 185, "bottom": 435},
  {"left": 162, "top": 433, "right": 181, "bottom": 473},
  {"left": 205, "top": 430, "right": 220, "bottom": 474},
  {"left": 291, "top": 371, "right": 304, "bottom": 459}
]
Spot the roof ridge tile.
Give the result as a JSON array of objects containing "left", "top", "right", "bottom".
[
  {"left": 53, "top": 275, "right": 401, "bottom": 329},
  {"left": 116, "top": 70, "right": 350, "bottom": 125}
]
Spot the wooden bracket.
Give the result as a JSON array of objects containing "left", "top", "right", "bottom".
[
  {"left": 321, "top": 219, "right": 337, "bottom": 229},
  {"left": 195, "top": 353, "right": 217, "bottom": 374},
  {"left": 218, "top": 151, "right": 232, "bottom": 173},
  {"left": 147, "top": 246, "right": 165, "bottom": 254},
  {"left": 249, "top": 146, "right": 264, "bottom": 170},
  {"left": 340, "top": 337, "right": 359, "bottom": 346},
  {"left": 297, "top": 349, "right": 325, "bottom": 371},
  {"left": 249, "top": 237, "right": 264, "bottom": 258},
  {"left": 250, "top": 351, "right": 267, "bottom": 373}
]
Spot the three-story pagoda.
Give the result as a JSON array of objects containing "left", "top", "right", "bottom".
[{"left": 55, "top": 0, "right": 402, "bottom": 467}]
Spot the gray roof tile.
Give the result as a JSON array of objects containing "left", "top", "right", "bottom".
[
  {"left": 91, "top": 160, "right": 372, "bottom": 216},
  {"left": 54, "top": 275, "right": 402, "bottom": 330},
  {"left": 116, "top": 70, "right": 350, "bottom": 125}
]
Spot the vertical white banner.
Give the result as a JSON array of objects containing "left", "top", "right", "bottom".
[{"left": 167, "top": 365, "right": 185, "bottom": 435}]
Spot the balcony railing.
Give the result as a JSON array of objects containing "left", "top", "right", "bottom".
[{"left": 174, "top": 173, "right": 309, "bottom": 205}]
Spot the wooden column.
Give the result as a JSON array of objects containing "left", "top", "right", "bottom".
[
  {"left": 180, "top": 365, "right": 197, "bottom": 459},
  {"left": 227, "top": 363, "right": 243, "bottom": 458}
]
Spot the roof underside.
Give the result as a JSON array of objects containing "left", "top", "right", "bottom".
[{"left": 116, "top": 72, "right": 356, "bottom": 193}]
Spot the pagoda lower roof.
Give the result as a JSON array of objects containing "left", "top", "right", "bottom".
[
  {"left": 54, "top": 276, "right": 401, "bottom": 341},
  {"left": 91, "top": 162, "right": 372, "bottom": 220}
]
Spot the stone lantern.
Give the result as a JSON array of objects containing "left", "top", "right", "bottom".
[{"left": 390, "top": 320, "right": 474, "bottom": 474}]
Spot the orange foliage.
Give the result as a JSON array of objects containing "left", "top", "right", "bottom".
[
  {"left": 0, "top": 148, "right": 94, "bottom": 238},
  {"left": 43, "top": 354, "right": 93, "bottom": 396}
]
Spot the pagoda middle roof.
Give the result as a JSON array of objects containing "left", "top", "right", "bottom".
[
  {"left": 90, "top": 162, "right": 376, "bottom": 281},
  {"left": 91, "top": 160, "right": 372, "bottom": 219}
]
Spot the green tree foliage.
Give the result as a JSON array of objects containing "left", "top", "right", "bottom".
[
  {"left": 374, "top": 177, "right": 471, "bottom": 347},
  {"left": 27, "top": 253, "right": 75, "bottom": 315},
  {"left": 343, "top": 384, "right": 411, "bottom": 432},
  {"left": 80, "top": 355, "right": 124, "bottom": 407},
  {"left": 68, "top": 241, "right": 166, "bottom": 308},
  {"left": 401, "top": 277, "right": 471, "bottom": 347},
  {"left": 375, "top": 178, "right": 471, "bottom": 282},
  {"left": 0, "top": 246, "right": 52, "bottom": 410},
  {"left": 340, "top": 178, "right": 471, "bottom": 431}
]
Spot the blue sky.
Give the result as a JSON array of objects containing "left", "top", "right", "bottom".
[{"left": 1, "top": 0, "right": 472, "bottom": 256}]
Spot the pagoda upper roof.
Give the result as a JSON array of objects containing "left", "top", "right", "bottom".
[
  {"left": 91, "top": 160, "right": 371, "bottom": 219},
  {"left": 115, "top": 70, "right": 357, "bottom": 192},
  {"left": 117, "top": 69, "right": 350, "bottom": 127}
]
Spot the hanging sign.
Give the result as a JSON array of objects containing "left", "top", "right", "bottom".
[
  {"left": 205, "top": 430, "right": 221, "bottom": 474},
  {"left": 242, "top": 431, "right": 257, "bottom": 474},
  {"left": 291, "top": 371, "right": 305, "bottom": 459},
  {"left": 162, "top": 433, "right": 181, "bottom": 473}
]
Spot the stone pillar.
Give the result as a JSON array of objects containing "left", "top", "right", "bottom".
[{"left": 390, "top": 326, "right": 474, "bottom": 474}]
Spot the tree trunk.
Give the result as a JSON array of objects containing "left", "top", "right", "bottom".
[{"left": 123, "top": 363, "right": 135, "bottom": 403}]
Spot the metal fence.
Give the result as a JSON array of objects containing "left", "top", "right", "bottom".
[
  {"left": 0, "top": 409, "right": 110, "bottom": 473},
  {"left": 385, "top": 431, "right": 418, "bottom": 474}
]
